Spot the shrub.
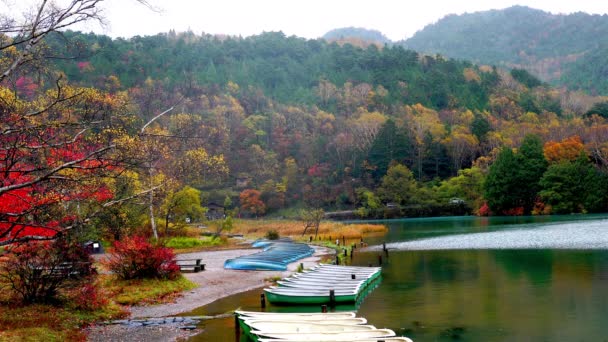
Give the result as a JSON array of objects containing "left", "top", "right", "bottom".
[
  {"left": 105, "top": 236, "right": 179, "bottom": 280},
  {"left": 70, "top": 282, "right": 108, "bottom": 311},
  {"left": 0, "top": 239, "right": 94, "bottom": 304},
  {"left": 265, "top": 229, "right": 279, "bottom": 240}
]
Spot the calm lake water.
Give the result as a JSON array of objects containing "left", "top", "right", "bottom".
[{"left": 188, "top": 215, "right": 608, "bottom": 341}]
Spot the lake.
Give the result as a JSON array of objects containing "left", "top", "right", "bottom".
[{"left": 188, "top": 215, "right": 608, "bottom": 341}]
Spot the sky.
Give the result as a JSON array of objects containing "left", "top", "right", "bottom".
[{"left": 7, "top": 0, "right": 608, "bottom": 41}]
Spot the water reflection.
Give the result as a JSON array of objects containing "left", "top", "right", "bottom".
[
  {"left": 357, "top": 249, "right": 608, "bottom": 341},
  {"left": 191, "top": 215, "right": 608, "bottom": 341}
]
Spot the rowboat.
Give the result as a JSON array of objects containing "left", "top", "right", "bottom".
[
  {"left": 244, "top": 317, "right": 367, "bottom": 325},
  {"left": 252, "top": 328, "right": 397, "bottom": 341},
  {"left": 251, "top": 237, "right": 293, "bottom": 248},
  {"left": 276, "top": 280, "right": 362, "bottom": 290},
  {"left": 244, "top": 321, "right": 375, "bottom": 333},
  {"left": 235, "top": 310, "right": 356, "bottom": 318},
  {"left": 257, "top": 338, "right": 413, "bottom": 342},
  {"left": 235, "top": 311, "right": 366, "bottom": 337},
  {"left": 224, "top": 241, "right": 314, "bottom": 270},
  {"left": 264, "top": 287, "right": 358, "bottom": 304},
  {"left": 264, "top": 265, "right": 382, "bottom": 304}
]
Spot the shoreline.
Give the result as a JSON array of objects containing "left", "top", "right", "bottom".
[{"left": 86, "top": 245, "right": 334, "bottom": 341}]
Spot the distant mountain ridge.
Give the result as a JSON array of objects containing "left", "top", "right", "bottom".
[{"left": 399, "top": 6, "right": 608, "bottom": 95}]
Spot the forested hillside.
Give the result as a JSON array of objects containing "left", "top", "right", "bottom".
[
  {"left": 5, "top": 27, "right": 608, "bottom": 245},
  {"left": 402, "top": 6, "right": 608, "bottom": 95}
]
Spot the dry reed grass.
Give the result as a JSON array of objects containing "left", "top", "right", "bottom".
[{"left": 231, "top": 219, "right": 387, "bottom": 240}]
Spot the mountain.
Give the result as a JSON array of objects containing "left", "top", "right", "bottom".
[{"left": 401, "top": 6, "right": 608, "bottom": 95}]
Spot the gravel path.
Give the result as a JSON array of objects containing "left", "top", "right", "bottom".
[{"left": 86, "top": 245, "right": 333, "bottom": 341}]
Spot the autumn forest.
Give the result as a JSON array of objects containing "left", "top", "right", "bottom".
[{"left": 3, "top": 6, "right": 608, "bottom": 245}]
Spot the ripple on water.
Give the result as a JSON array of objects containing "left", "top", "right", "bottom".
[{"left": 373, "top": 219, "right": 608, "bottom": 251}]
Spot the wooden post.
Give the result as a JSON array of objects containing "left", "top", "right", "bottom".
[
  {"left": 342, "top": 235, "right": 345, "bottom": 245},
  {"left": 335, "top": 254, "right": 340, "bottom": 265},
  {"left": 321, "top": 304, "right": 327, "bottom": 313},
  {"left": 260, "top": 293, "right": 266, "bottom": 309},
  {"left": 309, "top": 236, "right": 312, "bottom": 242},
  {"left": 343, "top": 248, "right": 347, "bottom": 257},
  {"left": 329, "top": 289, "right": 336, "bottom": 307},
  {"left": 234, "top": 314, "right": 241, "bottom": 341},
  {"left": 378, "top": 254, "right": 383, "bottom": 266},
  {"left": 382, "top": 242, "right": 386, "bottom": 251}
]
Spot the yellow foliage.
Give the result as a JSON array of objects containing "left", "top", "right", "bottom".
[{"left": 463, "top": 68, "right": 481, "bottom": 83}]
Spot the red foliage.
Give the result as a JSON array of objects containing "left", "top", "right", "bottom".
[
  {"left": 76, "top": 61, "right": 92, "bottom": 72},
  {"left": 477, "top": 202, "right": 491, "bottom": 216},
  {"left": 0, "top": 240, "right": 94, "bottom": 303},
  {"left": 15, "top": 76, "right": 38, "bottom": 98},
  {"left": 307, "top": 163, "right": 330, "bottom": 178},
  {"left": 502, "top": 207, "right": 524, "bottom": 216},
  {"left": 104, "top": 236, "right": 179, "bottom": 280},
  {"left": 71, "top": 282, "right": 108, "bottom": 311},
  {"left": 0, "top": 134, "right": 115, "bottom": 243}
]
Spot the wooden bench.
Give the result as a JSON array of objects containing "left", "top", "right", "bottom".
[
  {"left": 176, "top": 259, "right": 205, "bottom": 273},
  {"left": 33, "top": 261, "right": 93, "bottom": 279}
]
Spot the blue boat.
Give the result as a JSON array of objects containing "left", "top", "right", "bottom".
[{"left": 224, "top": 241, "right": 314, "bottom": 270}]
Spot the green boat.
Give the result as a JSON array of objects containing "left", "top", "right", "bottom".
[
  {"left": 264, "top": 265, "right": 382, "bottom": 305},
  {"left": 263, "top": 287, "right": 358, "bottom": 304}
]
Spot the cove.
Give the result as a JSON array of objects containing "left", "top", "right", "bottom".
[{"left": 189, "top": 215, "right": 608, "bottom": 341}]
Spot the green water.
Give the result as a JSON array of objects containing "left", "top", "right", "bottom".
[{"left": 188, "top": 215, "right": 608, "bottom": 341}]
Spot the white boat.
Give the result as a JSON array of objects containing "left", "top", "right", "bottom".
[
  {"left": 296, "top": 273, "right": 376, "bottom": 280},
  {"left": 253, "top": 328, "right": 397, "bottom": 341},
  {"left": 243, "top": 317, "right": 367, "bottom": 325},
  {"left": 257, "top": 337, "right": 412, "bottom": 342},
  {"left": 304, "top": 268, "right": 379, "bottom": 275},
  {"left": 312, "top": 265, "right": 381, "bottom": 273},
  {"left": 245, "top": 321, "right": 376, "bottom": 333},
  {"left": 277, "top": 280, "right": 361, "bottom": 290},
  {"left": 235, "top": 310, "right": 356, "bottom": 319},
  {"left": 258, "top": 338, "right": 412, "bottom": 342}
]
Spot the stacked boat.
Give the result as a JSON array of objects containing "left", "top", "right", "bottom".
[
  {"left": 235, "top": 310, "right": 412, "bottom": 342},
  {"left": 264, "top": 265, "right": 382, "bottom": 305},
  {"left": 224, "top": 242, "right": 314, "bottom": 271}
]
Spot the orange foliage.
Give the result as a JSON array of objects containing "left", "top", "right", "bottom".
[
  {"left": 543, "top": 136, "right": 584, "bottom": 163},
  {"left": 239, "top": 189, "right": 266, "bottom": 216}
]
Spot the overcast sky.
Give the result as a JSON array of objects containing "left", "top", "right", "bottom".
[{"left": 7, "top": 0, "right": 608, "bottom": 41}]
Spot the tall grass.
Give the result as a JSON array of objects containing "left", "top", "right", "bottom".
[
  {"left": 231, "top": 219, "right": 387, "bottom": 240},
  {"left": 164, "top": 236, "right": 222, "bottom": 249}
]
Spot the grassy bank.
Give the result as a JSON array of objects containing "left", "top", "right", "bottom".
[{"left": 0, "top": 273, "right": 197, "bottom": 341}]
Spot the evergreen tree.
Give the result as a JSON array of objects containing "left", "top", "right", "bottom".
[
  {"left": 485, "top": 135, "right": 547, "bottom": 215},
  {"left": 540, "top": 153, "right": 608, "bottom": 213},
  {"left": 484, "top": 148, "right": 519, "bottom": 214},
  {"left": 367, "top": 119, "right": 412, "bottom": 181}
]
